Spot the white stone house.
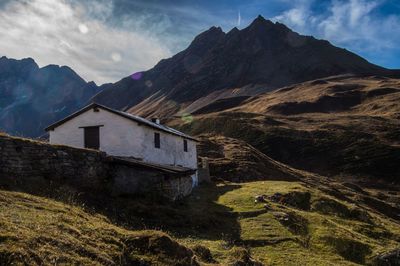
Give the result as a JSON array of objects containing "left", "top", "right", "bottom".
[{"left": 45, "top": 103, "right": 199, "bottom": 185}]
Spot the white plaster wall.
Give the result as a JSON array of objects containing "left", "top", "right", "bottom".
[{"left": 49, "top": 108, "right": 198, "bottom": 170}]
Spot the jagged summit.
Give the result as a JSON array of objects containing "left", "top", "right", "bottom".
[
  {"left": 248, "top": 14, "right": 274, "bottom": 26},
  {"left": 0, "top": 15, "right": 399, "bottom": 145},
  {"left": 228, "top": 27, "right": 239, "bottom": 33},
  {"left": 92, "top": 15, "right": 398, "bottom": 118},
  {"left": 209, "top": 26, "right": 223, "bottom": 32},
  {"left": 256, "top": 14, "right": 266, "bottom": 20},
  {"left": 0, "top": 57, "right": 101, "bottom": 137}
]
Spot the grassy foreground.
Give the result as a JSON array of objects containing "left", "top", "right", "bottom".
[
  {"left": 1, "top": 180, "right": 400, "bottom": 265},
  {"left": 0, "top": 190, "right": 197, "bottom": 265}
]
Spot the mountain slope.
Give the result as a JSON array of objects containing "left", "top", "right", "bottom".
[
  {"left": 0, "top": 56, "right": 101, "bottom": 137},
  {"left": 233, "top": 75, "right": 400, "bottom": 117},
  {"left": 2, "top": 16, "right": 398, "bottom": 137},
  {"left": 197, "top": 134, "right": 302, "bottom": 182},
  {"left": 93, "top": 15, "right": 399, "bottom": 119},
  {"left": 170, "top": 75, "right": 400, "bottom": 183}
]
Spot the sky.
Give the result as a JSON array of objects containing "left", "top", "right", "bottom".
[{"left": 0, "top": 0, "right": 399, "bottom": 84}]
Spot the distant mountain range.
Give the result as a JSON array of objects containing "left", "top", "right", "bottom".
[
  {"left": 1, "top": 15, "right": 399, "bottom": 137},
  {"left": 0, "top": 56, "right": 102, "bottom": 137}
]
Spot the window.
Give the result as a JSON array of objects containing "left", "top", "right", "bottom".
[
  {"left": 183, "top": 139, "right": 188, "bottom": 152},
  {"left": 154, "top": 132, "right": 160, "bottom": 148}
]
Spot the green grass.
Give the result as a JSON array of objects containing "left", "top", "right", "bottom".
[
  {"left": 0, "top": 190, "right": 196, "bottom": 265},
  {"left": 2, "top": 180, "right": 400, "bottom": 265},
  {"left": 175, "top": 181, "right": 400, "bottom": 265}
]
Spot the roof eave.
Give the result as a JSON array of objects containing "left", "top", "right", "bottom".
[
  {"left": 44, "top": 102, "right": 198, "bottom": 141},
  {"left": 45, "top": 102, "right": 99, "bottom": 132}
]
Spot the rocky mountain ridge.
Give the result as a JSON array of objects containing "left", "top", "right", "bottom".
[
  {"left": 92, "top": 15, "right": 399, "bottom": 118},
  {"left": 0, "top": 56, "right": 101, "bottom": 137},
  {"left": 1, "top": 16, "right": 399, "bottom": 137}
]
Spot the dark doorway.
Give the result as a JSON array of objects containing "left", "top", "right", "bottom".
[{"left": 84, "top": 126, "right": 100, "bottom": 149}]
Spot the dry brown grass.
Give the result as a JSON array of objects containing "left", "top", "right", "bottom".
[
  {"left": 0, "top": 190, "right": 197, "bottom": 265},
  {"left": 197, "top": 134, "right": 302, "bottom": 182},
  {"left": 233, "top": 75, "right": 400, "bottom": 116}
]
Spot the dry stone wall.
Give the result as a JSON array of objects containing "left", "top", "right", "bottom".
[{"left": 0, "top": 135, "right": 193, "bottom": 200}]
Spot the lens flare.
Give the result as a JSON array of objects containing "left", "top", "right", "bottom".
[
  {"left": 145, "top": 80, "right": 153, "bottom": 87},
  {"left": 131, "top": 72, "right": 143, "bottom": 80},
  {"left": 78, "top": 24, "right": 89, "bottom": 34},
  {"left": 111, "top": 52, "right": 121, "bottom": 62},
  {"left": 181, "top": 113, "right": 193, "bottom": 124}
]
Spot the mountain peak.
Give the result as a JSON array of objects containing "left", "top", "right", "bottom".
[
  {"left": 256, "top": 14, "right": 266, "bottom": 21},
  {"left": 194, "top": 26, "right": 225, "bottom": 40},
  {"left": 251, "top": 15, "right": 273, "bottom": 25},
  {"left": 245, "top": 15, "right": 275, "bottom": 33},
  {"left": 227, "top": 27, "right": 239, "bottom": 34},
  {"left": 209, "top": 26, "right": 223, "bottom": 32},
  {"left": 187, "top": 25, "right": 225, "bottom": 53},
  {"left": 93, "top": 15, "right": 395, "bottom": 114}
]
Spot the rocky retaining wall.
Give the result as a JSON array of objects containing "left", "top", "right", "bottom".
[{"left": 0, "top": 135, "right": 193, "bottom": 200}]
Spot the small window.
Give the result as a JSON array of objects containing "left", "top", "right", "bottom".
[
  {"left": 154, "top": 132, "right": 160, "bottom": 148},
  {"left": 183, "top": 139, "right": 188, "bottom": 152}
]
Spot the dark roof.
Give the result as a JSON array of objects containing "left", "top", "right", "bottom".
[
  {"left": 45, "top": 103, "right": 198, "bottom": 141},
  {"left": 109, "top": 156, "right": 197, "bottom": 175}
]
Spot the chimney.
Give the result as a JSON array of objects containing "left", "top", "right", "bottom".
[{"left": 151, "top": 118, "right": 160, "bottom": 124}]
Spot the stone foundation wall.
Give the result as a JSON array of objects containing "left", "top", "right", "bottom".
[
  {"left": 162, "top": 176, "right": 193, "bottom": 201},
  {"left": 0, "top": 135, "right": 193, "bottom": 200}
]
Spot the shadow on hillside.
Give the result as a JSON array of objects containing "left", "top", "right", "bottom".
[
  {"left": 82, "top": 183, "right": 242, "bottom": 241},
  {"left": 181, "top": 113, "right": 400, "bottom": 183}
]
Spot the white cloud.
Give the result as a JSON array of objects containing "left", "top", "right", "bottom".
[
  {"left": 0, "top": 0, "right": 172, "bottom": 84},
  {"left": 273, "top": 0, "right": 400, "bottom": 53}
]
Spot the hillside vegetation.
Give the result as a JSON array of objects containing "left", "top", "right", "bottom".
[
  {"left": 0, "top": 190, "right": 197, "bottom": 265},
  {"left": 2, "top": 74, "right": 400, "bottom": 265},
  {"left": 171, "top": 76, "right": 400, "bottom": 183},
  {"left": 3, "top": 177, "right": 400, "bottom": 265}
]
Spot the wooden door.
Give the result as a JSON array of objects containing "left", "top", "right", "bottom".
[{"left": 84, "top": 127, "right": 100, "bottom": 149}]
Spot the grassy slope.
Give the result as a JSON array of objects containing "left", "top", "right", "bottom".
[
  {"left": 170, "top": 76, "right": 400, "bottom": 183},
  {"left": 177, "top": 181, "right": 400, "bottom": 265},
  {"left": 85, "top": 176, "right": 400, "bottom": 265},
  {"left": 1, "top": 179, "right": 399, "bottom": 265},
  {"left": 172, "top": 111, "right": 400, "bottom": 183},
  {"left": 0, "top": 190, "right": 197, "bottom": 265}
]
